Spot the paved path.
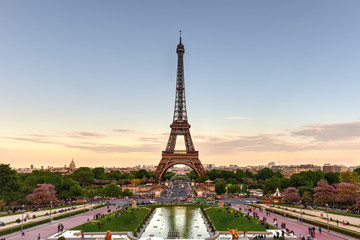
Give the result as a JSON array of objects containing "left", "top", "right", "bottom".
[
  {"left": 266, "top": 204, "right": 360, "bottom": 226},
  {"left": 0, "top": 204, "right": 89, "bottom": 224},
  {"left": 233, "top": 204, "right": 358, "bottom": 240},
  {"left": 257, "top": 204, "right": 360, "bottom": 233},
  {"left": 2, "top": 206, "right": 117, "bottom": 240},
  {"left": 0, "top": 204, "right": 95, "bottom": 230}
]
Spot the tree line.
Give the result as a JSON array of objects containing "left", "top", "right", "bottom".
[
  {"left": 0, "top": 164, "right": 173, "bottom": 209},
  {"left": 188, "top": 167, "right": 360, "bottom": 209}
]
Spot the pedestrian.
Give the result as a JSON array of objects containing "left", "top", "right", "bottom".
[
  {"left": 319, "top": 227, "right": 322, "bottom": 234},
  {"left": 21, "top": 231, "right": 25, "bottom": 239},
  {"left": 38, "top": 233, "right": 41, "bottom": 240},
  {"left": 81, "top": 230, "right": 85, "bottom": 238}
]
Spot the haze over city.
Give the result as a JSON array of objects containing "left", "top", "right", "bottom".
[{"left": 1, "top": 1, "right": 360, "bottom": 168}]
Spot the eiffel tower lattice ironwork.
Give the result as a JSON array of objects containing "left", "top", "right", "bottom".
[{"left": 154, "top": 32, "right": 205, "bottom": 180}]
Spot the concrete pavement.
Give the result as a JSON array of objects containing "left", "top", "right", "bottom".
[
  {"left": 2, "top": 206, "right": 116, "bottom": 240},
  {"left": 234, "top": 204, "right": 357, "bottom": 240},
  {"left": 257, "top": 204, "right": 360, "bottom": 234}
]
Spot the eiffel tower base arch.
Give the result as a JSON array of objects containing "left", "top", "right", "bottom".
[{"left": 155, "top": 152, "right": 205, "bottom": 180}]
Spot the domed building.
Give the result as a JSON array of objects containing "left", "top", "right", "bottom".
[{"left": 69, "top": 159, "right": 76, "bottom": 172}]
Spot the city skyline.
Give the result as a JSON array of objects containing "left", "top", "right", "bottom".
[{"left": 1, "top": 1, "right": 360, "bottom": 168}]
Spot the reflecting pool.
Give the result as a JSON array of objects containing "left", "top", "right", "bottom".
[{"left": 141, "top": 206, "right": 210, "bottom": 239}]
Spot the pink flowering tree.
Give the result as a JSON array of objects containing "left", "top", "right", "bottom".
[
  {"left": 356, "top": 192, "right": 360, "bottom": 209},
  {"left": 26, "top": 184, "right": 58, "bottom": 205},
  {"left": 282, "top": 187, "right": 300, "bottom": 203},
  {"left": 334, "top": 183, "right": 359, "bottom": 206},
  {"left": 313, "top": 179, "right": 336, "bottom": 205}
]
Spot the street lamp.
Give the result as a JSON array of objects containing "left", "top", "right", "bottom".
[
  {"left": 50, "top": 201, "right": 52, "bottom": 223},
  {"left": 83, "top": 198, "right": 86, "bottom": 214},
  {"left": 21, "top": 204, "right": 25, "bottom": 233},
  {"left": 326, "top": 203, "right": 329, "bottom": 232}
]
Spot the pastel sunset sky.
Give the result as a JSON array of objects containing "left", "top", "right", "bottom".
[{"left": 1, "top": 1, "right": 360, "bottom": 168}]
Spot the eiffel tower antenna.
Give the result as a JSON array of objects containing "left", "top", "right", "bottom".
[{"left": 154, "top": 33, "right": 205, "bottom": 180}]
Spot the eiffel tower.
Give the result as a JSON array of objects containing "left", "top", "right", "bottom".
[{"left": 154, "top": 32, "right": 205, "bottom": 180}]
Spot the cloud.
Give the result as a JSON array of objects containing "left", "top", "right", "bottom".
[
  {"left": 291, "top": 122, "right": 360, "bottom": 142},
  {"left": 198, "top": 134, "right": 304, "bottom": 154},
  {"left": 3, "top": 137, "right": 57, "bottom": 144},
  {"left": 64, "top": 143, "right": 158, "bottom": 153},
  {"left": 112, "top": 129, "right": 135, "bottom": 133},
  {"left": 227, "top": 116, "right": 251, "bottom": 120},
  {"left": 68, "top": 131, "right": 106, "bottom": 138}
]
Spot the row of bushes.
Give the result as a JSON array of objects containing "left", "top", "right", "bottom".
[
  {"left": 0, "top": 204, "right": 105, "bottom": 236},
  {"left": 133, "top": 207, "right": 155, "bottom": 237},
  {"left": 200, "top": 206, "right": 216, "bottom": 234},
  {"left": 252, "top": 204, "right": 360, "bottom": 239}
]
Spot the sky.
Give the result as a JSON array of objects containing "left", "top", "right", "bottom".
[{"left": 1, "top": 1, "right": 360, "bottom": 168}]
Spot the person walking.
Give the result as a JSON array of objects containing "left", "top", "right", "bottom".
[
  {"left": 319, "top": 227, "right": 322, "bottom": 234},
  {"left": 38, "top": 233, "right": 41, "bottom": 240},
  {"left": 21, "top": 231, "right": 25, "bottom": 239}
]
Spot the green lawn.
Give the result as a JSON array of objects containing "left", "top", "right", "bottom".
[
  {"left": 72, "top": 207, "right": 149, "bottom": 232},
  {"left": 206, "top": 207, "right": 271, "bottom": 231}
]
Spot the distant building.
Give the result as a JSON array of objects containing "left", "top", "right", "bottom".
[
  {"left": 69, "top": 159, "right": 76, "bottom": 172},
  {"left": 281, "top": 164, "right": 321, "bottom": 178},
  {"left": 323, "top": 164, "right": 346, "bottom": 173},
  {"left": 204, "top": 164, "right": 215, "bottom": 170},
  {"left": 268, "top": 162, "right": 276, "bottom": 168}
]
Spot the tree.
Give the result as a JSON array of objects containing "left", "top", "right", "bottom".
[
  {"left": 289, "top": 174, "right": 311, "bottom": 188},
  {"left": 313, "top": 179, "right": 336, "bottom": 204},
  {"left": 69, "top": 184, "right": 83, "bottom": 198},
  {"left": 131, "top": 179, "right": 141, "bottom": 185},
  {"left": 187, "top": 171, "right": 197, "bottom": 180},
  {"left": 30, "top": 170, "right": 64, "bottom": 193},
  {"left": 102, "top": 183, "right": 122, "bottom": 198},
  {"left": 215, "top": 182, "right": 226, "bottom": 195},
  {"left": 301, "top": 191, "right": 312, "bottom": 204},
  {"left": 282, "top": 187, "right": 300, "bottom": 203},
  {"left": 354, "top": 168, "right": 360, "bottom": 176},
  {"left": 108, "top": 170, "right": 122, "bottom": 180},
  {"left": 63, "top": 178, "right": 79, "bottom": 191},
  {"left": 70, "top": 167, "right": 94, "bottom": 186},
  {"left": 26, "top": 184, "right": 58, "bottom": 205},
  {"left": 356, "top": 194, "right": 360, "bottom": 209},
  {"left": 0, "top": 164, "right": 21, "bottom": 205},
  {"left": 147, "top": 177, "right": 155, "bottom": 183},
  {"left": 122, "top": 188, "right": 133, "bottom": 197},
  {"left": 263, "top": 176, "right": 282, "bottom": 195},
  {"left": 324, "top": 172, "right": 340, "bottom": 185},
  {"left": 196, "top": 174, "right": 209, "bottom": 182},
  {"left": 257, "top": 168, "right": 275, "bottom": 181},
  {"left": 339, "top": 171, "right": 360, "bottom": 185},
  {"left": 0, "top": 200, "right": 5, "bottom": 211},
  {"left": 227, "top": 185, "right": 241, "bottom": 194},
  {"left": 334, "top": 183, "right": 358, "bottom": 205},
  {"left": 92, "top": 167, "right": 106, "bottom": 180}
]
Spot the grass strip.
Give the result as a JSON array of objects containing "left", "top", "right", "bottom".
[
  {"left": 206, "top": 207, "right": 273, "bottom": 231},
  {"left": 71, "top": 207, "right": 149, "bottom": 232}
]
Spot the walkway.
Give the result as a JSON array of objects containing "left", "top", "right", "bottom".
[
  {"left": 257, "top": 204, "right": 360, "bottom": 233},
  {"left": 2, "top": 206, "right": 117, "bottom": 240},
  {"left": 0, "top": 204, "right": 95, "bottom": 230},
  {"left": 233, "top": 204, "right": 358, "bottom": 240},
  {"left": 264, "top": 204, "right": 360, "bottom": 226}
]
